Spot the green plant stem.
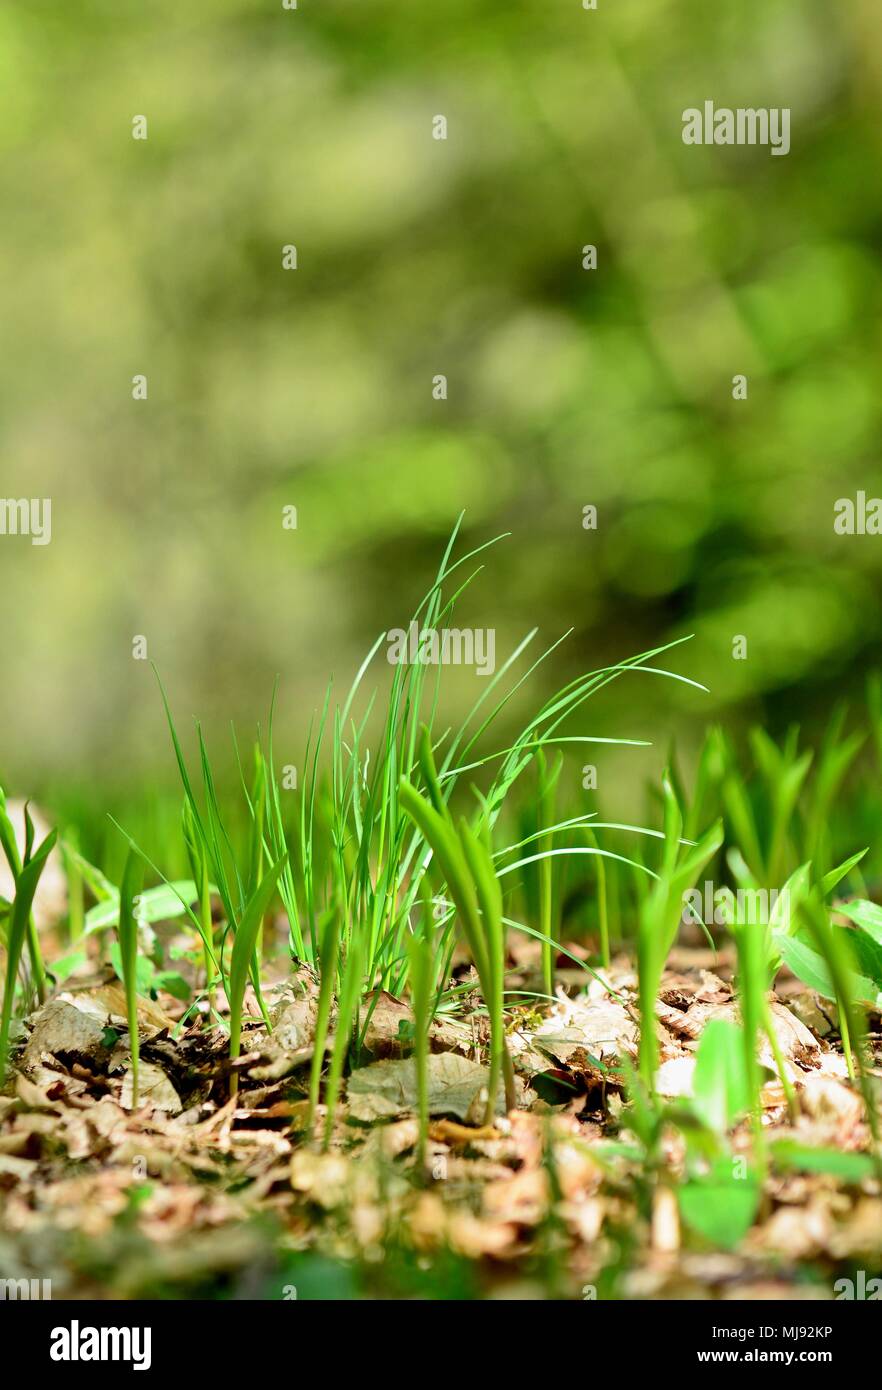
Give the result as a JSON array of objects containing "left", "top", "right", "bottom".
[
  {"left": 63, "top": 837, "right": 85, "bottom": 942},
  {"left": 587, "top": 829, "right": 609, "bottom": 968},
  {"left": 838, "top": 1004, "right": 855, "bottom": 1081}
]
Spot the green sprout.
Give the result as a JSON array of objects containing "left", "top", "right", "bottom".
[
  {"left": 0, "top": 812, "right": 56, "bottom": 1083},
  {"left": 399, "top": 727, "right": 515, "bottom": 1125}
]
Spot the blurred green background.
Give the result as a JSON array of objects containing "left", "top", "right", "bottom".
[{"left": 1, "top": 0, "right": 881, "bottom": 822}]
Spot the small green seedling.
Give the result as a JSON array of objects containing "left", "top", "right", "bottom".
[
  {"left": 61, "top": 831, "right": 85, "bottom": 941},
  {"left": 0, "top": 819, "right": 57, "bottom": 1083},
  {"left": 321, "top": 930, "right": 364, "bottom": 1149},
  {"left": 227, "top": 851, "right": 288, "bottom": 1097},
  {"left": 406, "top": 902, "right": 435, "bottom": 1172},
  {"left": 536, "top": 748, "right": 564, "bottom": 998},
  {"left": 399, "top": 727, "right": 515, "bottom": 1125},
  {"left": 691, "top": 1018, "right": 751, "bottom": 1136},
  {"left": 182, "top": 800, "right": 218, "bottom": 1003},
  {"left": 308, "top": 906, "right": 341, "bottom": 1134},
  {"left": 584, "top": 827, "right": 610, "bottom": 968},
  {"left": 637, "top": 771, "right": 722, "bottom": 1095},
  {"left": 0, "top": 790, "right": 47, "bottom": 1004}
]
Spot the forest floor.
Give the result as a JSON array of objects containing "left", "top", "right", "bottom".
[{"left": 1, "top": 933, "right": 879, "bottom": 1302}]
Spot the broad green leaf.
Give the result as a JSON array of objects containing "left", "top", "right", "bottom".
[
  {"left": 774, "top": 929, "right": 876, "bottom": 1004},
  {"left": 110, "top": 941, "right": 153, "bottom": 996},
  {"left": 771, "top": 1139, "right": 876, "bottom": 1184},
  {"left": 84, "top": 880, "right": 206, "bottom": 934},
  {"left": 692, "top": 1019, "right": 750, "bottom": 1134},
  {"left": 152, "top": 970, "right": 191, "bottom": 1002},
  {"left": 0, "top": 829, "right": 57, "bottom": 1081},
  {"left": 838, "top": 899, "right": 882, "bottom": 944},
  {"left": 820, "top": 850, "right": 868, "bottom": 898},
  {"left": 841, "top": 925, "right": 882, "bottom": 990},
  {"left": 679, "top": 1160, "right": 760, "bottom": 1248},
  {"left": 47, "top": 948, "right": 88, "bottom": 984},
  {"left": 0, "top": 787, "right": 22, "bottom": 878},
  {"left": 771, "top": 861, "right": 811, "bottom": 932},
  {"left": 61, "top": 843, "right": 117, "bottom": 902}
]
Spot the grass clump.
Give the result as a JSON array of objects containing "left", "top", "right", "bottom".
[
  {"left": 5, "top": 524, "right": 882, "bottom": 1303},
  {"left": 400, "top": 727, "right": 514, "bottom": 1125},
  {"left": 0, "top": 803, "right": 56, "bottom": 1083}
]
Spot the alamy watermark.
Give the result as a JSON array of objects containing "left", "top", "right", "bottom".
[
  {"left": 683, "top": 882, "right": 790, "bottom": 931},
  {"left": 1, "top": 1276, "right": 52, "bottom": 1299},
  {"left": 50, "top": 1320, "right": 152, "bottom": 1370},
  {"left": 834, "top": 1270, "right": 882, "bottom": 1300},
  {"left": 0, "top": 498, "right": 51, "bottom": 545},
  {"left": 834, "top": 491, "right": 882, "bottom": 535},
  {"left": 386, "top": 620, "right": 495, "bottom": 677},
  {"left": 682, "top": 102, "right": 790, "bottom": 157}
]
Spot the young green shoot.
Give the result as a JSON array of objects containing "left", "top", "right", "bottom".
[
  {"left": 585, "top": 827, "right": 610, "bottom": 968},
  {"left": 322, "top": 930, "right": 364, "bottom": 1149},
  {"left": 227, "top": 851, "right": 288, "bottom": 1097},
  {"left": 0, "top": 821, "right": 56, "bottom": 1083},
  {"left": 308, "top": 906, "right": 341, "bottom": 1134},
  {"left": 637, "top": 772, "right": 722, "bottom": 1096},
  {"left": 406, "top": 899, "right": 435, "bottom": 1173},
  {"left": 0, "top": 791, "right": 47, "bottom": 1004},
  {"left": 536, "top": 748, "right": 563, "bottom": 999},
  {"left": 61, "top": 831, "right": 85, "bottom": 942},
  {"left": 399, "top": 726, "right": 515, "bottom": 1125}
]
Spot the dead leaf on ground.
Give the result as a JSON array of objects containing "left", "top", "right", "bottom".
[
  {"left": 347, "top": 1053, "right": 510, "bottom": 1125},
  {"left": 87, "top": 985, "right": 173, "bottom": 1037},
  {"left": 359, "top": 990, "right": 413, "bottom": 1058},
  {"left": 24, "top": 998, "right": 113, "bottom": 1070},
  {"left": 532, "top": 996, "right": 637, "bottom": 1065},
  {"left": 120, "top": 1062, "right": 182, "bottom": 1114}
]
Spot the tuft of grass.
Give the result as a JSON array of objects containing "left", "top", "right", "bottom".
[
  {"left": 227, "top": 850, "right": 289, "bottom": 1097},
  {"left": 0, "top": 814, "right": 56, "bottom": 1083},
  {"left": 584, "top": 827, "right": 610, "bottom": 968},
  {"left": 405, "top": 899, "right": 435, "bottom": 1173},
  {"left": 536, "top": 748, "right": 564, "bottom": 999},
  {"left": 636, "top": 771, "right": 722, "bottom": 1097},
  {"left": 399, "top": 727, "right": 514, "bottom": 1125},
  {"left": 0, "top": 790, "right": 48, "bottom": 1004},
  {"left": 321, "top": 927, "right": 364, "bottom": 1149},
  {"left": 308, "top": 906, "right": 341, "bottom": 1134},
  {"left": 181, "top": 800, "right": 218, "bottom": 1007}
]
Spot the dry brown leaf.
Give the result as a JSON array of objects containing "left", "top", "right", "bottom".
[
  {"left": 799, "top": 1072, "right": 865, "bottom": 1143},
  {"left": 23, "top": 997, "right": 111, "bottom": 1070},
  {"left": 120, "top": 1062, "right": 182, "bottom": 1114},
  {"left": 533, "top": 996, "right": 637, "bottom": 1064},
  {"left": 0, "top": 1153, "right": 37, "bottom": 1181},
  {"left": 358, "top": 990, "right": 413, "bottom": 1058},
  {"left": 88, "top": 985, "right": 173, "bottom": 1037},
  {"left": 483, "top": 1166, "right": 547, "bottom": 1225},
  {"left": 346, "top": 1052, "right": 509, "bottom": 1125},
  {"left": 267, "top": 970, "right": 321, "bottom": 1052},
  {"left": 290, "top": 1149, "right": 351, "bottom": 1208},
  {"left": 655, "top": 1055, "right": 697, "bottom": 1099},
  {"left": 15, "top": 1072, "right": 61, "bottom": 1111},
  {"left": 751, "top": 1196, "right": 835, "bottom": 1260}
]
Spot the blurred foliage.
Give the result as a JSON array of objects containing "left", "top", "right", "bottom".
[{"left": 1, "top": 0, "right": 881, "bottom": 808}]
